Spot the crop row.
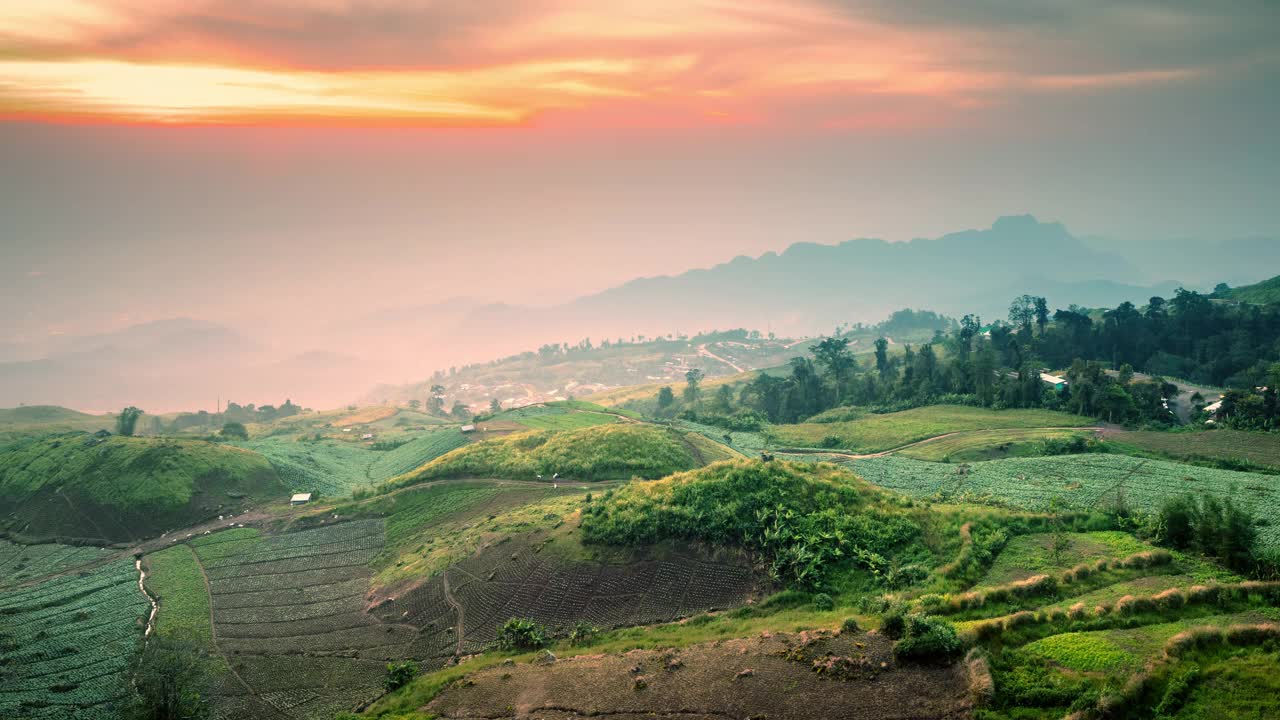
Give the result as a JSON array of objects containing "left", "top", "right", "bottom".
[
  {"left": 0, "top": 560, "right": 147, "bottom": 720},
  {"left": 0, "top": 540, "right": 111, "bottom": 587},
  {"left": 367, "top": 429, "right": 469, "bottom": 481},
  {"left": 853, "top": 454, "right": 1280, "bottom": 549}
]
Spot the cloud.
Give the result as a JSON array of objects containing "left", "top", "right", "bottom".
[{"left": 0, "top": 0, "right": 1263, "bottom": 127}]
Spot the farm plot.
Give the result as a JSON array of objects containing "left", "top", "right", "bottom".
[
  {"left": 674, "top": 419, "right": 767, "bottom": 456},
  {"left": 0, "top": 559, "right": 148, "bottom": 719},
  {"left": 853, "top": 454, "right": 1280, "bottom": 549},
  {"left": 192, "top": 519, "right": 417, "bottom": 719},
  {"left": 1107, "top": 429, "right": 1280, "bottom": 471},
  {"left": 366, "top": 429, "right": 468, "bottom": 482},
  {"left": 0, "top": 538, "right": 112, "bottom": 587},
  {"left": 387, "top": 535, "right": 757, "bottom": 658},
  {"left": 240, "top": 436, "right": 375, "bottom": 497}
]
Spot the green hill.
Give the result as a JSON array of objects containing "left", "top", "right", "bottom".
[
  {"left": 0, "top": 433, "right": 284, "bottom": 542},
  {"left": 398, "top": 423, "right": 700, "bottom": 484},
  {"left": 0, "top": 405, "right": 112, "bottom": 437},
  {"left": 1219, "top": 274, "right": 1280, "bottom": 304}
]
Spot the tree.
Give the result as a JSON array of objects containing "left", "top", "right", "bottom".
[
  {"left": 656, "top": 386, "right": 675, "bottom": 410},
  {"left": 450, "top": 401, "right": 471, "bottom": 420},
  {"left": 427, "top": 385, "right": 446, "bottom": 415},
  {"left": 407, "top": 399, "right": 421, "bottom": 411},
  {"left": 489, "top": 398, "right": 502, "bottom": 414},
  {"left": 874, "top": 337, "right": 889, "bottom": 378},
  {"left": 1033, "top": 297, "right": 1050, "bottom": 335},
  {"left": 116, "top": 406, "right": 143, "bottom": 436},
  {"left": 811, "top": 336, "right": 855, "bottom": 403},
  {"left": 683, "top": 368, "right": 704, "bottom": 405},
  {"left": 123, "top": 636, "right": 212, "bottom": 720},
  {"left": 383, "top": 660, "right": 419, "bottom": 693},
  {"left": 219, "top": 422, "right": 248, "bottom": 441}
]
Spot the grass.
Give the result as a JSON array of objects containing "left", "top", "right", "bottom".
[
  {"left": 367, "top": 429, "right": 469, "bottom": 481},
  {"left": 774, "top": 405, "right": 1095, "bottom": 453},
  {"left": 1106, "top": 429, "right": 1280, "bottom": 472},
  {"left": 1159, "top": 645, "right": 1280, "bottom": 719},
  {"left": 897, "top": 428, "right": 1096, "bottom": 462},
  {"left": 979, "top": 531, "right": 1155, "bottom": 585},
  {"left": 500, "top": 405, "right": 620, "bottom": 431},
  {"left": 144, "top": 544, "right": 213, "bottom": 643},
  {"left": 0, "top": 434, "right": 281, "bottom": 542},
  {"left": 1220, "top": 273, "right": 1280, "bottom": 305},
  {"left": 402, "top": 424, "right": 700, "bottom": 484}
]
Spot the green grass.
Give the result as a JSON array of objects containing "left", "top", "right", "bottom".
[
  {"left": 509, "top": 408, "right": 619, "bottom": 431},
  {"left": 897, "top": 428, "right": 1096, "bottom": 461},
  {"left": 852, "top": 454, "right": 1280, "bottom": 550},
  {"left": 144, "top": 544, "right": 213, "bottom": 643},
  {"left": 0, "top": 434, "right": 281, "bottom": 542},
  {"left": 774, "top": 405, "right": 1095, "bottom": 453},
  {"left": 979, "top": 531, "right": 1155, "bottom": 585},
  {"left": 1021, "top": 630, "right": 1133, "bottom": 671},
  {"left": 1106, "top": 429, "right": 1280, "bottom": 472},
  {"left": 403, "top": 424, "right": 699, "bottom": 483},
  {"left": 1220, "top": 273, "right": 1280, "bottom": 305},
  {"left": 240, "top": 435, "right": 377, "bottom": 496},
  {"left": 1161, "top": 646, "right": 1280, "bottom": 719}
]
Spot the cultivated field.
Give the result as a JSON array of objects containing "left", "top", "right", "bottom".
[
  {"left": 896, "top": 428, "right": 1097, "bottom": 462},
  {"left": 0, "top": 539, "right": 112, "bottom": 588},
  {"left": 774, "top": 405, "right": 1095, "bottom": 453},
  {"left": 852, "top": 454, "right": 1280, "bottom": 549},
  {"left": 0, "top": 559, "right": 149, "bottom": 719},
  {"left": 1106, "top": 428, "right": 1280, "bottom": 471},
  {"left": 500, "top": 404, "right": 620, "bottom": 431}
]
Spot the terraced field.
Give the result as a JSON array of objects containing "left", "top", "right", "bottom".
[
  {"left": 192, "top": 519, "right": 403, "bottom": 719},
  {"left": 0, "top": 559, "right": 149, "bottom": 719},
  {"left": 896, "top": 428, "right": 1096, "bottom": 461},
  {"left": 1106, "top": 428, "right": 1280, "bottom": 471},
  {"left": 852, "top": 454, "right": 1280, "bottom": 549}
]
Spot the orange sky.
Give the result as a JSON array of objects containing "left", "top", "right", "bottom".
[{"left": 0, "top": 0, "right": 1245, "bottom": 127}]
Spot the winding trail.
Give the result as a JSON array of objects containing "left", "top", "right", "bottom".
[
  {"left": 696, "top": 344, "right": 746, "bottom": 373},
  {"left": 135, "top": 558, "right": 159, "bottom": 638},
  {"left": 441, "top": 570, "right": 467, "bottom": 656}
]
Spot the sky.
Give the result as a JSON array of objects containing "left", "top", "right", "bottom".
[{"left": 2, "top": 0, "right": 1279, "bottom": 348}]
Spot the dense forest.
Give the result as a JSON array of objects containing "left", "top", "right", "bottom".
[{"left": 666, "top": 287, "right": 1280, "bottom": 430}]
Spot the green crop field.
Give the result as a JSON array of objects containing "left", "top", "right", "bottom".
[
  {"left": 853, "top": 454, "right": 1280, "bottom": 549},
  {"left": 142, "top": 545, "right": 213, "bottom": 643},
  {"left": 674, "top": 419, "right": 767, "bottom": 456},
  {"left": 509, "top": 408, "right": 619, "bottom": 430},
  {"left": 405, "top": 423, "right": 699, "bottom": 483},
  {"left": 0, "top": 434, "right": 282, "bottom": 542},
  {"left": 774, "top": 405, "right": 1095, "bottom": 453},
  {"left": 1106, "top": 429, "right": 1280, "bottom": 471},
  {"left": 367, "top": 429, "right": 469, "bottom": 481},
  {"left": 0, "top": 539, "right": 112, "bottom": 587},
  {"left": 896, "top": 428, "right": 1096, "bottom": 461},
  {"left": 0, "top": 559, "right": 149, "bottom": 719}
]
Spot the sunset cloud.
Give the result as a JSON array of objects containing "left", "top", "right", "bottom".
[{"left": 0, "top": 0, "right": 1270, "bottom": 127}]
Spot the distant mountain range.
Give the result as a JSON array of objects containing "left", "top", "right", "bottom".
[{"left": 1, "top": 215, "right": 1270, "bottom": 412}]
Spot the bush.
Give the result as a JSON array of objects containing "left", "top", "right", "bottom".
[
  {"left": 568, "top": 621, "right": 598, "bottom": 647},
  {"left": 894, "top": 615, "right": 963, "bottom": 662},
  {"left": 497, "top": 617, "right": 549, "bottom": 651},
  {"left": 219, "top": 422, "right": 249, "bottom": 440},
  {"left": 812, "top": 593, "right": 835, "bottom": 611},
  {"left": 840, "top": 617, "right": 860, "bottom": 634},
  {"left": 383, "top": 660, "right": 419, "bottom": 692},
  {"left": 880, "top": 605, "right": 908, "bottom": 640}
]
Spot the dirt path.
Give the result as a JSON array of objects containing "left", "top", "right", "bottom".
[
  {"left": 441, "top": 570, "right": 467, "bottom": 656},
  {"left": 696, "top": 344, "right": 746, "bottom": 373},
  {"left": 774, "top": 426, "right": 1105, "bottom": 461}
]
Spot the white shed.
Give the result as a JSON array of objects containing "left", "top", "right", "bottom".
[{"left": 290, "top": 493, "right": 313, "bottom": 505}]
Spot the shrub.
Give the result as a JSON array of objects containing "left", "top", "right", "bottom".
[
  {"left": 219, "top": 421, "right": 249, "bottom": 440},
  {"left": 1153, "top": 588, "right": 1187, "bottom": 610},
  {"left": 894, "top": 615, "right": 963, "bottom": 662},
  {"left": 568, "top": 621, "right": 598, "bottom": 647},
  {"left": 840, "top": 617, "right": 860, "bottom": 634},
  {"left": 383, "top": 661, "right": 419, "bottom": 692},
  {"left": 965, "top": 648, "right": 994, "bottom": 707},
  {"left": 812, "top": 593, "right": 835, "bottom": 611},
  {"left": 497, "top": 617, "right": 549, "bottom": 651},
  {"left": 880, "top": 605, "right": 908, "bottom": 640}
]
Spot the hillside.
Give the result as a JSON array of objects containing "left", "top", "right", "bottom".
[
  {"left": 1217, "top": 273, "right": 1280, "bottom": 305},
  {"left": 400, "top": 424, "right": 703, "bottom": 484},
  {"left": 0, "top": 434, "right": 284, "bottom": 542},
  {"left": 0, "top": 405, "right": 112, "bottom": 439}
]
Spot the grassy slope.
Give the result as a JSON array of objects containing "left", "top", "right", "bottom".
[
  {"left": 0, "top": 434, "right": 282, "bottom": 542},
  {"left": 403, "top": 424, "right": 699, "bottom": 483},
  {"left": 775, "top": 405, "right": 1095, "bottom": 453},
  {"left": 582, "top": 370, "right": 756, "bottom": 407},
  {"left": 1106, "top": 429, "right": 1280, "bottom": 471},
  {"left": 1222, "top": 273, "right": 1280, "bottom": 304}
]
